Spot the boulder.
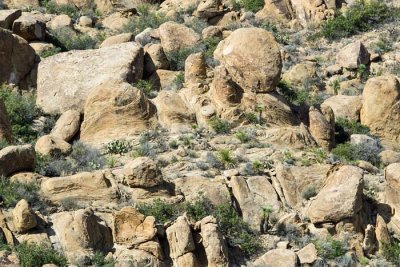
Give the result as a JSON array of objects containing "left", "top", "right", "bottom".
[
  {"left": 380, "top": 150, "right": 400, "bottom": 166},
  {"left": 78, "top": 15, "right": 93, "bottom": 27},
  {"left": 80, "top": 81, "right": 157, "bottom": 145},
  {"left": 0, "top": 98, "right": 12, "bottom": 143},
  {"left": 199, "top": 216, "right": 229, "bottom": 267},
  {"left": 144, "top": 43, "right": 170, "bottom": 76},
  {"left": 51, "top": 208, "right": 113, "bottom": 265},
  {"left": 321, "top": 95, "right": 362, "bottom": 121},
  {"left": 0, "top": 9, "right": 21, "bottom": 30},
  {"left": 122, "top": 157, "right": 163, "bottom": 188},
  {"left": 166, "top": 216, "right": 198, "bottom": 266},
  {"left": 336, "top": 41, "right": 370, "bottom": 69},
  {"left": 185, "top": 52, "right": 206, "bottom": 86},
  {"left": 51, "top": 110, "right": 81, "bottom": 142},
  {"left": 34, "top": 135, "right": 72, "bottom": 157},
  {"left": 264, "top": 124, "right": 317, "bottom": 149},
  {"left": 296, "top": 243, "right": 318, "bottom": 264},
  {"left": 113, "top": 207, "right": 157, "bottom": 246},
  {"left": 101, "top": 12, "right": 129, "bottom": 31},
  {"left": 214, "top": 27, "right": 282, "bottom": 93},
  {"left": 384, "top": 163, "right": 400, "bottom": 234},
  {"left": 282, "top": 63, "right": 317, "bottom": 87},
  {"left": 36, "top": 42, "right": 144, "bottom": 114},
  {"left": 12, "top": 199, "right": 37, "bottom": 233},
  {"left": 41, "top": 171, "right": 119, "bottom": 205},
  {"left": 3, "top": 0, "right": 39, "bottom": 8},
  {"left": 30, "top": 41, "right": 55, "bottom": 55},
  {"left": 253, "top": 248, "right": 298, "bottom": 267},
  {"left": 99, "top": 32, "right": 134, "bottom": 48},
  {"left": 360, "top": 75, "right": 400, "bottom": 141},
  {"left": 12, "top": 14, "right": 46, "bottom": 41},
  {"left": 306, "top": 165, "right": 364, "bottom": 224},
  {"left": 0, "top": 144, "right": 35, "bottom": 177},
  {"left": 0, "top": 28, "right": 36, "bottom": 85},
  {"left": 149, "top": 69, "right": 182, "bottom": 91},
  {"left": 194, "top": 0, "right": 223, "bottom": 18},
  {"left": 47, "top": 14, "right": 72, "bottom": 30},
  {"left": 158, "top": 21, "right": 200, "bottom": 53},
  {"left": 135, "top": 28, "right": 153, "bottom": 47},
  {"left": 275, "top": 163, "right": 299, "bottom": 208},
  {"left": 309, "top": 106, "right": 335, "bottom": 150},
  {"left": 114, "top": 248, "right": 163, "bottom": 267},
  {"left": 230, "top": 176, "right": 281, "bottom": 231}
]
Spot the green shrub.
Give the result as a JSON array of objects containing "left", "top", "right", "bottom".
[
  {"left": 373, "top": 33, "right": 394, "bottom": 53},
  {"left": 166, "top": 46, "right": 203, "bottom": 71},
  {"left": 313, "top": 237, "right": 347, "bottom": 260},
  {"left": 252, "top": 160, "right": 263, "bottom": 174},
  {"left": 106, "top": 139, "right": 132, "bottom": 154},
  {"left": 183, "top": 195, "right": 214, "bottom": 222},
  {"left": 302, "top": 186, "right": 317, "bottom": 200},
  {"left": 202, "top": 37, "right": 221, "bottom": 65},
  {"left": 209, "top": 117, "right": 230, "bottom": 134},
  {"left": 382, "top": 240, "right": 400, "bottom": 265},
  {"left": 0, "top": 85, "right": 40, "bottom": 143},
  {"left": 235, "top": 131, "right": 250, "bottom": 143},
  {"left": 332, "top": 142, "right": 380, "bottom": 166},
  {"left": 123, "top": 5, "right": 170, "bottom": 35},
  {"left": 314, "top": 0, "right": 394, "bottom": 40},
  {"left": 240, "top": 0, "right": 264, "bottom": 13},
  {"left": 134, "top": 79, "right": 155, "bottom": 97},
  {"left": 244, "top": 112, "right": 258, "bottom": 124},
  {"left": 216, "top": 149, "right": 235, "bottom": 169},
  {"left": 335, "top": 118, "right": 370, "bottom": 138},
  {"left": 43, "top": 1, "right": 79, "bottom": 19},
  {"left": 38, "top": 47, "right": 62, "bottom": 58},
  {"left": 277, "top": 80, "right": 323, "bottom": 106},
  {"left": 259, "top": 22, "right": 289, "bottom": 44},
  {"left": 51, "top": 28, "right": 97, "bottom": 51},
  {"left": 172, "top": 72, "right": 185, "bottom": 90},
  {"left": 91, "top": 251, "right": 115, "bottom": 267},
  {"left": 0, "top": 139, "right": 9, "bottom": 150},
  {"left": 0, "top": 177, "right": 39, "bottom": 208},
  {"left": 137, "top": 198, "right": 177, "bottom": 224},
  {"left": 15, "top": 242, "right": 67, "bottom": 267}
]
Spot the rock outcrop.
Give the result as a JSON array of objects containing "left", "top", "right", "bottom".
[{"left": 0, "top": 144, "right": 35, "bottom": 177}]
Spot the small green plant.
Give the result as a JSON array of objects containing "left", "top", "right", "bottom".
[
  {"left": 134, "top": 80, "right": 155, "bottom": 98},
  {"left": 330, "top": 79, "right": 341, "bottom": 95},
  {"left": 244, "top": 112, "right": 258, "bottom": 124},
  {"left": 202, "top": 37, "right": 221, "bottom": 66},
  {"left": 209, "top": 117, "right": 230, "bottom": 134},
  {"left": 235, "top": 131, "right": 250, "bottom": 143},
  {"left": 169, "top": 139, "right": 179, "bottom": 149},
  {"left": 252, "top": 160, "right": 263, "bottom": 174},
  {"left": 335, "top": 118, "right": 370, "bottom": 143},
  {"left": 123, "top": 6, "right": 170, "bottom": 35},
  {"left": 106, "top": 139, "right": 132, "bottom": 154},
  {"left": 382, "top": 240, "right": 400, "bottom": 265},
  {"left": 0, "top": 177, "right": 39, "bottom": 208},
  {"left": 302, "top": 186, "right": 317, "bottom": 200},
  {"left": 373, "top": 33, "right": 394, "bottom": 53},
  {"left": 51, "top": 28, "right": 98, "bottom": 51},
  {"left": 38, "top": 47, "right": 62, "bottom": 58},
  {"left": 332, "top": 142, "right": 380, "bottom": 166},
  {"left": 260, "top": 205, "right": 273, "bottom": 232},
  {"left": 15, "top": 242, "right": 68, "bottom": 267},
  {"left": 183, "top": 194, "right": 213, "bottom": 221},
  {"left": 137, "top": 198, "right": 178, "bottom": 224},
  {"left": 43, "top": 1, "right": 79, "bottom": 19},
  {"left": 91, "top": 251, "right": 115, "bottom": 267},
  {"left": 313, "top": 237, "right": 347, "bottom": 260},
  {"left": 166, "top": 46, "right": 203, "bottom": 71},
  {"left": 172, "top": 72, "right": 185, "bottom": 90},
  {"left": 259, "top": 22, "right": 289, "bottom": 44},
  {"left": 216, "top": 149, "right": 235, "bottom": 169},
  {"left": 312, "top": 148, "right": 327, "bottom": 164},
  {"left": 0, "top": 139, "right": 9, "bottom": 150},
  {"left": 106, "top": 156, "right": 118, "bottom": 168},
  {"left": 240, "top": 0, "right": 264, "bottom": 13},
  {"left": 283, "top": 150, "right": 294, "bottom": 164},
  {"left": 357, "top": 64, "right": 369, "bottom": 81}
]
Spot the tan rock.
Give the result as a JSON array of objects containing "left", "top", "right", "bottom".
[
  {"left": 122, "top": 157, "right": 163, "bottom": 188},
  {"left": 166, "top": 216, "right": 196, "bottom": 261},
  {"left": 306, "top": 165, "right": 364, "bottom": 224},
  {"left": 296, "top": 243, "right": 317, "bottom": 264},
  {"left": 114, "top": 248, "right": 163, "bottom": 267},
  {"left": 102, "top": 12, "right": 130, "bottom": 31},
  {"left": 322, "top": 95, "right": 362, "bottom": 121},
  {"left": 0, "top": 98, "right": 12, "bottom": 143},
  {"left": 99, "top": 32, "right": 133, "bottom": 48},
  {"left": 78, "top": 15, "right": 93, "bottom": 27},
  {"left": 29, "top": 41, "right": 55, "bottom": 55},
  {"left": 37, "top": 42, "right": 144, "bottom": 114},
  {"left": 4, "top": 0, "right": 39, "bottom": 8},
  {"left": 194, "top": 0, "right": 223, "bottom": 18},
  {"left": 47, "top": 14, "right": 72, "bottom": 30},
  {"left": 0, "top": 144, "right": 35, "bottom": 177},
  {"left": 214, "top": 27, "right": 282, "bottom": 93},
  {"left": 380, "top": 150, "right": 400, "bottom": 166},
  {"left": 254, "top": 248, "right": 298, "bottom": 267},
  {"left": 159, "top": 21, "right": 200, "bottom": 53},
  {"left": 144, "top": 43, "right": 169, "bottom": 76},
  {"left": 41, "top": 171, "right": 119, "bottom": 205},
  {"left": 264, "top": 124, "right": 317, "bottom": 149},
  {"left": 113, "top": 207, "right": 157, "bottom": 246},
  {"left": 376, "top": 214, "right": 390, "bottom": 253},
  {"left": 149, "top": 69, "right": 182, "bottom": 91},
  {"left": 202, "top": 26, "right": 223, "bottom": 39},
  {"left": 12, "top": 199, "right": 37, "bottom": 233},
  {"left": 282, "top": 63, "right": 317, "bottom": 87},
  {"left": 51, "top": 208, "right": 113, "bottom": 265},
  {"left": 185, "top": 52, "right": 206, "bottom": 86},
  {"left": 34, "top": 134, "right": 72, "bottom": 157},
  {"left": 276, "top": 163, "right": 299, "bottom": 208},
  {"left": 360, "top": 75, "right": 400, "bottom": 141},
  {"left": 309, "top": 106, "right": 335, "bottom": 150},
  {"left": 51, "top": 110, "right": 81, "bottom": 142},
  {"left": 336, "top": 41, "right": 370, "bottom": 69},
  {"left": 80, "top": 81, "right": 157, "bottom": 145},
  {"left": 0, "top": 9, "right": 21, "bottom": 30},
  {"left": 137, "top": 240, "right": 164, "bottom": 260},
  {"left": 0, "top": 28, "right": 36, "bottom": 86},
  {"left": 384, "top": 163, "right": 400, "bottom": 235},
  {"left": 12, "top": 14, "right": 46, "bottom": 41}
]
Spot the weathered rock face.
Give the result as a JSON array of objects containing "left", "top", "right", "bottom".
[
  {"left": 322, "top": 95, "right": 362, "bottom": 121},
  {"left": 12, "top": 14, "right": 46, "bottom": 41},
  {"left": 384, "top": 163, "right": 400, "bottom": 234},
  {"left": 41, "top": 171, "right": 119, "bottom": 205},
  {"left": 113, "top": 207, "right": 157, "bottom": 246},
  {"left": 114, "top": 248, "right": 163, "bottom": 267},
  {"left": 3, "top": 0, "right": 39, "bottom": 8},
  {"left": 122, "top": 157, "right": 163, "bottom": 188},
  {"left": 199, "top": 216, "right": 229, "bottom": 267},
  {"left": 0, "top": 144, "right": 35, "bottom": 177},
  {"left": 80, "top": 81, "right": 157, "bottom": 145},
  {"left": 51, "top": 208, "right": 113, "bottom": 265},
  {"left": 264, "top": 124, "right": 317, "bottom": 149},
  {"left": 296, "top": 243, "right": 318, "bottom": 265},
  {"left": 0, "top": 28, "right": 36, "bottom": 86},
  {"left": 0, "top": 98, "right": 12, "bottom": 143},
  {"left": 253, "top": 248, "right": 298, "bottom": 267},
  {"left": 99, "top": 33, "right": 134, "bottom": 48},
  {"left": 360, "top": 75, "right": 400, "bottom": 141},
  {"left": 214, "top": 27, "right": 282, "bottom": 93},
  {"left": 166, "top": 216, "right": 198, "bottom": 267},
  {"left": 36, "top": 42, "right": 144, "bottom": 114},
  {"left": 282, "top": 63, "right": 317, "bottom": 87},
  {"left": 47, "top": 14, "right": 72, "bottom": 30},
  {"left": 159, "top": 21, "right": 200, "bottom": 53},
  {"left": 230, "top": 176, "right": 281, "bottom": 231},
  {"left": 306, "top": 165, "right": 364, "bottom": 224},
  {"left": 336, "top": 41, "right": 370, "bottom": 69},
  {"left": 0, "top": 9, "right": 21, "bottom": 29},
  {"left": 51, "top": 110, "right": 81, "bottom": 142},
  {"left": 309, "top": 106, "right": 335, "bottom": 150},
  {"left": 12, "top": 199, "right": 37, "bottom": 233},
  {"left": 185, "top": 52, "right": 207, "bottom": 86},
  {"left": 34, "top": 135, "right": 72, "bottom": 157},
  {"left": 144, "top": 43, "right": 170, "bottom": 76},
  {"left": 275, "top": 164, "right": 299, "bottom": 208}
]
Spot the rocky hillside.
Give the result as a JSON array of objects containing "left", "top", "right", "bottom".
[{"left": 0, "top": 0, "right": 400, "bottom": 266}]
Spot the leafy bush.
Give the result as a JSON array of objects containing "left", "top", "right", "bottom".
[
  {"left": 38, "top": 47, "right": 62, "bottom": 58},
  {"left": 332, "top": 142, "right": 380, "bottom": 166},
  {"left": 382, "top": 240, "right": 400, "bottom": 265},
  {"left": 277, "top": 80, "right": 323, "bottom": 106},
  {"left": 15, "top": 242, "right": 67, "bottom": 267},
  {"left": 123, "top": 4, "right": 170, "bottom": 35},
  {"left": 335, "top": 118, "right": 370, "bottom": 143},
  {"left": 166, "top": 46, "right": 202, "bottom": 71},
  {"left": 240, "top": 0, "right": 264, "bottom": 13},
  {"left": 134, "top": 79, "right": 155, "bottom": 98},
  {"left": 209, "top": 117, "right": 230, "bottom": 134},
  {"left": 43, "top": 1, "right": 79, "bottom": 19},
  {"left": 373, "top": 33, "right": 394, "bottom": 53},
  {"left": 138, "top": 198, "right": 177, "bottom": 224},
  {"left": 51, "top": 28, "right": 97, "bottom": 51},
  {"left": 314, "top": 0, "right": 394, "bottom": 40},
  {"left": 235, "top": 131, "right": 250, "bottom": 143},
  {"left": 91, "top": 251, "right": 115, "bottom": 267},
  {"left": 313, "top": 237, "right": 347, "bottom": 260},
  {"left": 244, "top": 112, "right": 258, "bottom": 124},
  {"left": 259, "top": 22, "right": 289, "bottom": 44},
  {"left": 0, "top": 86, "right": 40, "bottom": 143},
  {"left": 0, "top": 177, "right": 39, "bottom": 208},
  {"left": 105, "top": 139, "right": 132, "bottom": 154}
]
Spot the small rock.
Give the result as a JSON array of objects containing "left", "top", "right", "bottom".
[{"left": 296, "top": 243, "right": 318, "bottom": 264}]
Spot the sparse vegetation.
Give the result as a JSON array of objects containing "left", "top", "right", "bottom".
[
  {"left": 382, "top": 240, "right": 400, "bottom": 265},
  {"left": 302, "top": 186, "right": 317, "bottom": 200},
  {"left": 313, "top": 237, "right": 347, "bottom": 260},
  {"left": 50, "top": 28, "right": 98, "bottom": 51},
  {"left": 235, "top": 131, "right": 250, "bottom": 143},
  {"left": 15, "top": 242, "right": 68, "bottom": 267},
  {"left": 38, "top": 47, "right": 62, "bottom": 58},
  {"left": 106, "top": 139, "right": 132, "bottom": 154},
  {"left": 42, "top": 1, "right": 80, "bottom": 19},
  {"left": 209, "top": 117, "right": 230, "bottom": 134},
  {"left": 91, "top": 251, "right": 115, "bottom": 267},
  {"left": 123, "top": 4, "right": 170, "bottom": 35},
  {"left": 0, "top": 177, "right": 39, "bottom": 208},
  {"left": 216, "top": 149, "right": 235, "bottom": 169},
  {"left": 332, "top": 142, "right": 380, "bottom": 166},
  {"left": 240, "top": 0, "right": 264, "bottom": 13},
  {"left": 134, "top": 80, "right": 156, "bottom": 98},
  {"left": 335, "top": 118, "right": 370, "bottom": 143}
]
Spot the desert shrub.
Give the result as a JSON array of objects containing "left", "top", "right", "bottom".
[
  {"left": 0, "top": 85, "right": 40, "bottom": 143},
  {"left": 169, "top": 139, "right": 179, "bottom": 149},
  {"left": 166, "top": 46, "right": 203, "bottom": 71},
  {"left": 123, "top": 4, "right": 170, "bottom": 35},
  {"left": 202, "top": 37, "right": 221, "bottom": 66},
  {"left": 0, "top": 177, "right": 39, "bottom": 208},
  {"left": 184, "top": 17, "right": 208, "bottom": 33},
  {"left": 172, "top": 72, "right": 185, "bottom": 90},
  {"left": 277, "top": 80, "right": 323, "bottom": 106},
  {"left": 302, "top": 186, "right": 317, "bottom": 200},
  {"left": 209, "top": 117, "right": 230, "bottom": 134},
  {"left": 105, "top": 139, "right": 132, "bottom": 154},
  {"left": 38, "top": 47, "right": 62, "bottom": 58},
  {"left": 183, "top": 195, "right": 214, "bottom": 221},
  {"left": 235, "top": 131, "right": 250, "bottom": 143},
  {"left": 15, "top": 242, "right": 67, "bottom": 267},
  {"left": 258, "top": 22, "right": 289, "bottom": 44},
  {"left": 131, "top": 141, "right": 155, "bottom": 158},
  {"left": 335, "top": 118, "right": 370, "bottom": 143},
  {"left": 51, "top": 28, "right": 97, "bottom": 51},
  {"left": 91, "top": 251, "right": 115, "bottom": 267},
  {"left": 137, "top": 198, "right": 177, "bottom": 224},
  {"left": 373, "top": 33, "right": 394, "bottom": 53},
  {"left": 205, "top": 152, "right": 225, "bottom": 169},
  {"left": 69, "top": 141, "right": 105, "bottom": 170},
  {"left": 314, "top": 0, "right": 394, "bottom": 40},
  {"left": 382, "top": 240, "right": 400, "bottom": 265},
  {"left": 134, "top": 79, "right": 155, "bottom": 98},
  {"left": 216, "top": 149, "right": 235, "bottom": 169},
  {"left": 240, "top": 0, "right": 264, "bottom": 12},
  {"left": 313, "top": 237, "right": 347, "bottom": 260},
  {"left": 332, "top": 142, "right": 380, "bottom": 166},
  {"left": 244, "top": 112, "right": 258, "bottom": 124},
  {"left": 43, "top": 1, "right": 79, "bottom": 19}
]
